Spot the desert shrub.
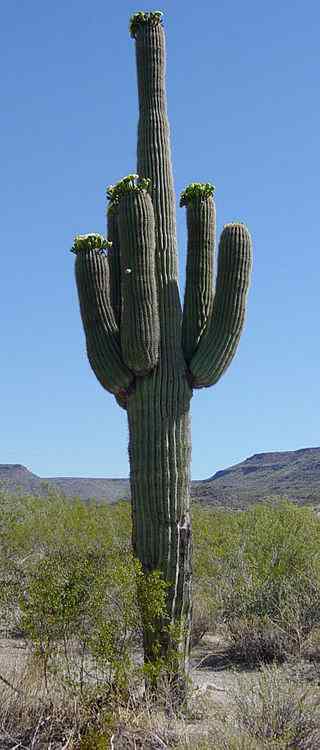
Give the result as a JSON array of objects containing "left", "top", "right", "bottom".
[
  {"left": 222, "top": 504, "right": 320, "bottom": 661},
  {"left": 192, "top": 501, "right": 320, "bottom": 659},
  {"left": 0, "top": 493, "right": 173, "bottom": 699},
  {"left": 191, "top": 584, "right": 220, "bottom": 646},
  {"left": 3, "top": 493, "right": 320, "bottom": 677},
  {"left": 226, "top": 615, "right": 291, "bottom": 665},
  {"left": 178, "top": 735, "right": 267, "bottom": 749},
  {"left": 233, "top": 664, "right": 320, "bottom": 749},
  {"left": 191, "top": 504, "right": 241, "bottom": 642},
  {"left": 223, "top": 573, "right": 320, "bottom": 664},
  {"left": 18, "top": 546, "right": 145, "bottom": 692},
  {"left": 0, "top": 490, "right": 131, "bottom": 562}
]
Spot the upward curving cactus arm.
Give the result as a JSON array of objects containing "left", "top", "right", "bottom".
[
  {"left": 187, "top": 222, "right": 252, "bottom": 388},
  {"left": 180, "top": 183, "right": 216, "bottom": 364},
  {"left": 113, "top": 176, "right": 159, "bottom": 375},
  {"left": 106, "top": 209, "right": 122, "bottom": 328},
  {"left": 73, "top": 233, "right": 134, "bottom": 395}
]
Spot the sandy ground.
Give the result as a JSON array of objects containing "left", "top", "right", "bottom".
[
  {"left": 0, "top": 633, "right": 250, "bottom": 744},
  {"left": 1, "top": 633, "right": 318, "bottom": 747},
  {"left": 0, "top": 634, "right": 235, "bottom": 747},
  {"left": 0, "top": 633, "right": 255, "bottom": 704},
  {"left": 190, "top": 633, "right": 259, "bottom": 707}
]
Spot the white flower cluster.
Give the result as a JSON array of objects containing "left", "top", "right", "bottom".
[
  {"left": 70, "top": 234, "right": 112, "bottom": 255},
  {"left": 106, "top": 175, "right": 152, "bottom": 211}
]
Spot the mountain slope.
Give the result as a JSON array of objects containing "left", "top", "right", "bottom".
[
  {"left": 0, "top": 465, "right": 46, "bottom": 495},
  {"left": 0, "top": 465, "right": 129, "bottom": 504},
  {"left": 1, "top": 447, "right": 320, "bottom": 507},
  {"left": 192, "top": 447, "right": 320, "bottom": 507}
]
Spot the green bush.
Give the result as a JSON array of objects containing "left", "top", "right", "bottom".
[
  {"left": 0, "top": 491, "right": 171, "bottom": 696},
  {"left": 192, "top": 500, "right": 320, "bottom": 660},
  {"left": 233, "top": 664, "right": 320, "bottom": 748},
  {"left": 2, "top": 492, "right": 320, "bottom": 676}
]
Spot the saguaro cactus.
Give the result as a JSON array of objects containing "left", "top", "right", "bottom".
[{"left": 72, "top": 11, "right": 252, "bottom": 694}]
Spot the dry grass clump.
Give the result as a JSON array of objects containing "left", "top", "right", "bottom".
[
  {"left": 178, "top": 736, "right": 266, "bottom": 750},
  {"left": 0, "top": 651, "right": 82, "bottom": 748},
  {"left": 2, "top": 649, "right": 320, "bottom": 749},
  {"left": 191, "top": 587, "right": 220, "bottom": 647},
  {"left": 0, "top": 644, "right": 198, "bottom": 749},
  {"left": 226, "top": 616, "right": 292, "bottom": 666},
  {"left": 301, "top": 625, "right": 320, "bottom": 664},
  {"left": 177, "top": 665, "right": 320, "bottom": 750},
  {"left": 232, "top": 664, "right": 320, "bottom": 749},
  {"left": 0, "top": 640, "right": 255, "bottom": 750}
]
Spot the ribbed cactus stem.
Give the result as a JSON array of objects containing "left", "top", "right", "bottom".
[
  {"left": 135, "top": 15, "right": 182, "bottom": 354},
  {"left": 127, "top": 378, "right": 192, "bottom": 671},
  {"left": 72, "top": 11, "right": 252, "bottom": 702},
  {"left": 189, "top": 223, "right": 252, "bottom": 387},
  {"left": 74, "top": 234, "right": 134, "bottom": 395},
  {"left": 181, "top": 184, "right": 216, "bottom": 364},
  {"left": 106, "top": 211, "right": 122, "bottom": 327},
  {"left": 129, "top": 15, "right": 193, "bottom": 688},
  {"left": 116, "top": 181, "right": 159, "bottom": 374}
]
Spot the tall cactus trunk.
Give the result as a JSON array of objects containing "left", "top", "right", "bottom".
[
  {"left": 127, "top": 372, "right": 192, "bottom": 676},
  {"left": 72, "top": 11, "right": 252, "bottom": 704},
  {"left": 129, "top": 16, "right": 193, "bottom": 682}
]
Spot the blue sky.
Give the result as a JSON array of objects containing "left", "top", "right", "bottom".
[{"left": 1, "top": 0, "right": 319, "bottom": 480}]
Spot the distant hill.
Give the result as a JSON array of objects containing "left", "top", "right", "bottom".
[
  {"left": 0, "top": 465, "right": 46, "bottom": 496},
  {"left": 1, "top": 447, "right": 320, "bottom": 508},
  {"left": 47, "top": 476, "right": 130, "bottom": 504},
  {"left": 0, "top": 465, "right": 129, "bottom": 504},
  {"left": 192, "top": 447, "right": 320, "bottom": 508}
]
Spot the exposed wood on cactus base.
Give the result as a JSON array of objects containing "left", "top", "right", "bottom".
[{"left": 73, "top": 10, "right": 252, "bottom": 701}]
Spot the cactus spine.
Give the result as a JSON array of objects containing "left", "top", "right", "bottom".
[{"left": 73, "top": 12, "right": 252, "bottom": 696}]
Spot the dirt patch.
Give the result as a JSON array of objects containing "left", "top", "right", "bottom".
[
  {"left": 190, "top": 633, "right": 259, "bottom": 707},
  {"left": 1, "top": 634, "right": 320, "bottom": 748}
]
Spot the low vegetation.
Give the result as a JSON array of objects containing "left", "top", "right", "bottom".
[
  {"left": 1, "top": 488, "right": 320, "bottom": 747},
  {"left": 192, "top": 500, "right": 320, "bottom": 662}
]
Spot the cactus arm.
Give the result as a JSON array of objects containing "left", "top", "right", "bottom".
[
  {"left": 188, "top": 223, "right": 252, "bottom": 388},
  {"left": 106, "top": 209, "right": 122, "bottom": 328},
  {"left": 111, "top": 176, "right": 159, "bottom": 375},
  {"left": 73, "top": 234, "right": 134, "bottom": 395},
  {"left": 180, "top": 184, "right": 216, "bottom": 364}
]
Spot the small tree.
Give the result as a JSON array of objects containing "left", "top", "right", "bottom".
[{"left": 72, "top": 11, "right": 252, "bottom": 698}]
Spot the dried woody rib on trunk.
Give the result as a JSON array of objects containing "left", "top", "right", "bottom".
[{"left": 72, "top": 11, "right": 252, "bottom": 700}]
